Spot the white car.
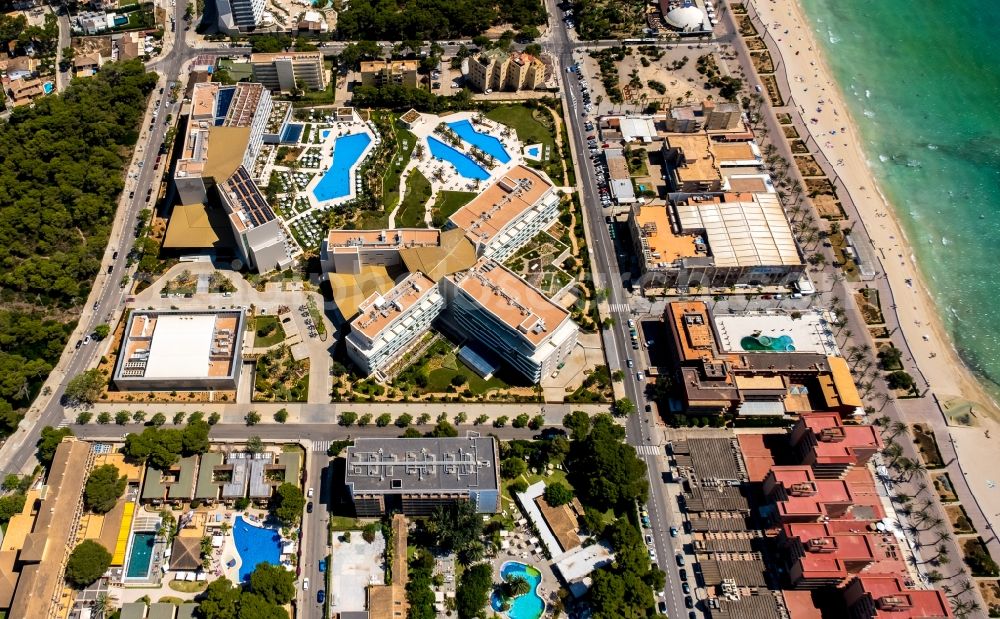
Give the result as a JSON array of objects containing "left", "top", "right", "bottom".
[
  {"left": 303, "top": 578, "right": 310, "bottom": 590},
  {"left": 307, "top": 487, "right": 314, "bottom": 498},
  {"left": 636, "top": 372, "right": 645, "bottom": 381}
]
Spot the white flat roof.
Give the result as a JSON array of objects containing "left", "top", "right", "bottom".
[
  {"left": 713, "top": 310, "right": 839, "bottom": 356},
  {"left": 675, "top": 193, "right": 800, "bottom": 267},
  {"left": 144, "top": 314, "right": 218, "bottom": 378}
]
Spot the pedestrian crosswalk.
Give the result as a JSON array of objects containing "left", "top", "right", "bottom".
[
  {"left": 57, "top": 419, "right": 70, "bottom": 428},
  {"left": 635, "top": 445, "right": 663, "bottom": 456},
  {"left": 609, "top": 303, "right": 632, "bottom": 314},
  {"left": 312, "top": 440, "right": 330, "bottom": 453}
]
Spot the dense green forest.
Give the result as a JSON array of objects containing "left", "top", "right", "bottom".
[
  {"left": 336, "top": 0, "right": 545, "bottom": 41},
  {"left": 0, "top": 60, "right": 157, "bottom": 434}
]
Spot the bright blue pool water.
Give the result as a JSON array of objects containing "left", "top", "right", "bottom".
[
  {"left": 447, "top": 120, "right": 511, "bottom": 163},
  {"left": 525, "top": 145, "right": 540, "bottom": 159},
  {"left": 427, "top": 136, "right": 489, "bottom": 181},
  {"left": 42, "top": 82, "right": 53, "bottom": 95},
  {"left": 312, "top": 133, "right": 371, "bottom": 202},
  {"left": 234, "top": 516, "right": 282, "bottom": 582},
  {"left": 321, "top": 129, "right": 332, "bottom": 140},
  {"left": 126, "top": 532, "right": 155, "bottom": 579},
  {"left": 490, "top": 562, "right": 544, "bottom": 619},
  {"left": 740, "top": 333, "right": 796, "bottom": 352}
]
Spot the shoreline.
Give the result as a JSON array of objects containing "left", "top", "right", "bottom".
[{"left": 746, "top": 0, "right": 1000, "bottom": 423}]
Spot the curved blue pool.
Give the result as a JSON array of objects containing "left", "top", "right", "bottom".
[
  {"left": 42, "top": 82, "right": 53, "bottom": 95},
  {"left": 233, "top": 516, "right": 282, "bottom": 582},
  {"left": 427, "top": 136, "right": 490, "bottom": 180},
  {"left": 490, "top": 561, "right": 544, "bottom": 619},
  {"left": 740, "top": 333, "right": 796, "bottom": 352},
  {"left": 448, "top": 119, "right": 511, "bottom": 163},
  {"left": 312, "top": 133, "right": 371, "bottom": 203}
]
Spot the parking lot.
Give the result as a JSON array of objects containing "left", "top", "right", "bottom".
[{"left": 328, "top": 532, "right": 386, "bottom": 614}]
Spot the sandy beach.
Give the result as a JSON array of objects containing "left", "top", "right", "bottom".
[{"left": 747, "top": 0, "right": 1000, "bottom": 421}]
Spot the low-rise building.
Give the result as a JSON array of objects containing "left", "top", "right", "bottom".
[
  {"left": 1, "top": 439, "right": 92, "bottom": 618},
  {"left": 74, "top": 51, "right": 103, "bottom": 77},
  {"left": 359, "top": 59, "right": 418, "bottom": 89},
  {"left": 251, "top": 52, "right": 327, "bottom": 92},
  {"left": 6, "top": 76, "right": 45, "bottom": 107},
  {"left": 467, "top": 49, "right": 546, "bottom": 93},
  {"left": 780, "top": 521, "right": 905, "bottom": 589},
  {"left": 631, "top": 193, "right": 803, "bottom": 290},
  {"left": 441, "top": 259, "right": 579, "bottom": 382},
  {"left": 112, "top": 309, "right": 245, "bottom": 392},
  {"left": 604, "top": 148, "right": 636, "bottom": 204},
  {"left": 345, "top": 437, "right": 500, "bottom": 516},
  {"left": 763, "top": 465, "right": 854, "bottom": 524}
]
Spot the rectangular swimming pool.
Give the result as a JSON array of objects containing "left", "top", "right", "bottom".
[
  {"left": 447, "top": 119, "right": 511, "bottom": 163},
  {"left": 126, "top": 531, "right": 156, "bottom": 579}
]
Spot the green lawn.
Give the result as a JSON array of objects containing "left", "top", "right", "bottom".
[
  {"left": 485, "top": 105, "right": 555, "bottom": 150},
  {"left": 396, "top": 169, "right": 431, "bottom": 228},
  {"left": 425, "top": 352, "right": 508, "bottom": 394},
  {"left": 252, "top": 315, "right": 286, "bottom": 348},
  {"left": 431, "top": 190, "right": 477, "bottom": 227},
  {"left": 355, "top": 210, "right": 389, "bottom": 229}
]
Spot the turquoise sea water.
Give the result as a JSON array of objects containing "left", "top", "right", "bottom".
[{"left": 798, "top": 0, "right": 1000, "bottom": 394}]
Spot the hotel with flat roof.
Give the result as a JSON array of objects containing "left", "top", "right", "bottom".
[
  {"left": 448, "top": 164, "right": 560, "bottom": 262},
  {"left": 345, "top": 437, "right": 500, "bottom": 516},
  {"left": 359, "top": 59, "right": 419, "bottom": 89},
  {"left": 251, "top": 51, "right": 327, "bottom": 93},
  {"left": 112, "top": 309, "right": 245, "bottom": 391},
  {"left": 662, "top": 301, "right": 861, "bottom": 418},
  {"left": 440, "top": 259, "right": 578, "bottom": 382},
  {"left": 630, "top": 192, "right": 804, "bottom": 290},
  {"left": 346, "top": 272, "right": 446, "bottom": 376},
  {"left": 173, "top": 82, "right": 294, "bottom": 272}
]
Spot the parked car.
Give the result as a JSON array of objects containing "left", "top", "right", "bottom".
[
  {"left": 302, "top": 578, "right": 310, "bottom": 590},
  {"left": 317, "top": 590, "right": 326, "bottom": 604}
]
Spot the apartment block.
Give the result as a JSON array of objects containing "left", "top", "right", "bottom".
[
  {"left": 251, "top": 52, "right": 327, "bottom": 92},
  {"left": 346, "top": 272, "right": 446, "bottom": 376},
  {"left": 448, "top": 165, "right": 560, "bottom": 262},
  {"left": 359, "top": 59, "right": 418, "bottom": 88},
  {"left": 843, "top": 576, "right": 953, "bottom": 619},
  {"left": 345, "top": 437, "right": 500, "bottom": 516},
  {"left": 780, "top": 521, "right": 905, "bottom": 589},
  {"left": 440, "top": 259, "right": 578, "bottom": 383},
  {"left": 789, "top": 413, "right": 882, "bottom": 478},
  {"left": 468, "top": 49, "right": 546, "bottom": 93},
  {"left": 763, "top": 466, "right": 855, "bottom": 524},
  {"left": 216, "top": 0, "right": 265, "bottom": 33}
]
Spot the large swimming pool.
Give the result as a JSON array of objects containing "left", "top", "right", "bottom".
[
  {"left": 427, "top": 136, "right": 490, "bottom": 181},
  {"left": 312, "top": 133, "right": 372, "bottom": 203},
  {"left": 233, "top": 516, "right": 282, "bottom": 582},
  {"left": 490, "top": 562, "right": 544, "bottom": 619},
  {"left": 125, "top": 531, "right": 156, "bottom": 579},
  {"left": 447, "top": 119, "right": 511, "bottom": 164},
  {"left": 740, "top": 333, "right": 797, "bottom": 352}
]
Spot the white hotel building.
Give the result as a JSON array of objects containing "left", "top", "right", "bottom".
[{"left": 448, "top": 165, "right": 561, "bottom": 263}]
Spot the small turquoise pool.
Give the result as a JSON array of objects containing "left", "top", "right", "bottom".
[
  {"left": 321, "top": 128, "right": 332, "bottom": 140},
  {"left": 524, "top": 145, "right": 541, "bottom": 159},
  {"left": 428, "top": 136, "right": 489, "bottom": 180},
  {"left": 448, "top": 119, "right": 511, "bottom": 163},
  {"left": 234, "top": 516, "right": 282, "bottom": 582},
  {"left": 490, "top": 562, "right": 544, "bottom": 619},
  {"left": 312, "top": 132, "right": 371, "bottom": 203},
  {"left": 741, "top": 333, "right": 796, "bottom": 352},
  {"left": 126, "top": 531, "right": 155, "bottom": 579},
  {"left": 42, "top": 82, "right": 53, "bottom": 95}
]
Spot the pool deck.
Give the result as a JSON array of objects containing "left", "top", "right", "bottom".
[
  {"left": 400, "top": 111, "right": 528, "bottom": 224},
  {"left": 300, "top": 121, "right": 377, "bottom": 212}
]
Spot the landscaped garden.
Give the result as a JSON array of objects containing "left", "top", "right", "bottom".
[
  {"left": 253, "top": 345, "right": 309, "bottom": 402},
  {"left": 485, "top": 104, "right": 564, "bottom": 183},
  {"left": 504, "top": 231, "right": 573, "bottom": 299},
  {"left": 251, "top": 315, "right": 286, "bottom": 348},
  {"left": 391, "top": 339, "right": 511, "bottom": 398},
  {"left": 431, "top": 190, "right": 477, "bottom": 227},
  {"left": 396, "top": 169, "right": 431, "bottom": 228}
]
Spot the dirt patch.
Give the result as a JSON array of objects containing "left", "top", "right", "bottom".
[
  {"left": 794, "top": 155, "right": 822, "bottom": 177},
  {"left": 782, "top": 125, "right": 799, "bottom": 139},
  {"left": 738, "top": 15, "right": 757, "bottom": 37},
  {"left": 750, "top": 51, "right": 774, "bottom": 75},
  {"left": 777, "top": 112, "right": 793, "bottom": 125},
  {"left": 760, "top": 74, "right": 783, "bottom": 107},
  {"left": 945, "top": 504, "right": 976, "bottom": 534},
  {"left": 812, "top": 194, "right": 844, "bottom": 220},
  {"left": 789, "top": 139, "right": 810, "bottom": 155},
  {"left": 869, "top": 326, "right": 890, "bottom": 339},
  {"left": 977, "top": 581, "right": 1000, "bottom": 618},
  {"left": 806, "top": 177, "right": 836, "bottom": 197},
  {"left": 745, "top": 36, "right": 766, "bottom": 51},
  {"left": 932, "top": 472, "right": 958, "bottom": 503},
  {"left": 912, "top": 423, "right": 945, "bottom": 468}
]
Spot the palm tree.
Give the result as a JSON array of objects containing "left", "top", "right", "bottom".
[
  {"left": 503, "top": 575, "right": 531, "bottom": 599},
  {"left": 92, "top": 594, "right": 114, "bottom": 619}
]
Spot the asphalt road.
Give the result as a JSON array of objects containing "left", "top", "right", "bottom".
[{"left": 539, "top": 3, "right": 691, "bottom": 616}]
